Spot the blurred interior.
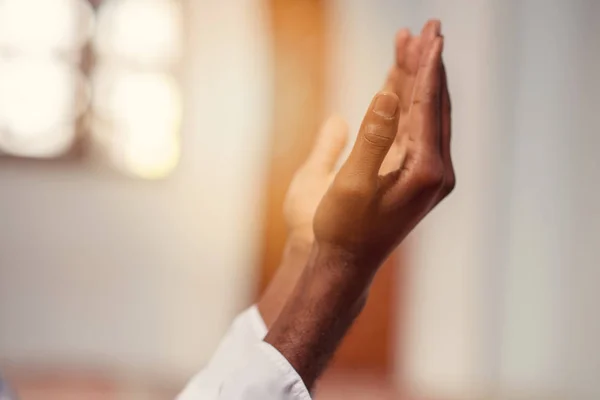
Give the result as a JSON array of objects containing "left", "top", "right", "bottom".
[{"left": 0, "top": 0, "right": 599, "bottom": 399}]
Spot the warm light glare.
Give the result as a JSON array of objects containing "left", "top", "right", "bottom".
[
  {"left": 123, "top": 127, "right": 181, "bottom": 180},
  {"left": 91, "top": 0, "right": 184, "bottom": 177},
  {"left": 0, "top": 125, "right": 76, "bottom": 158},
  {"left": 0, "top": 59, "right": 82, "bottom": 157},
  {"left": 95, "top": 0, "right": 183, "bottom": 65},
  {"left": 0, "top": 0, "right": 94, "bottom": 53},
  {"left": 92, "top": 68, "right": 182, "bottom": 179},
  {"left": 0, "top": 59, "right": 80, "bottom": 134}
]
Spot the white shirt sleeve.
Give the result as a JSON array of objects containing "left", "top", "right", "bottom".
[{"left": 176, "top": 305, "right": 311, "bottom": 400}]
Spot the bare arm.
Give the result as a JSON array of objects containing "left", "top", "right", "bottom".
[
  {"left": 257, "top": 234, "right": 313, "bottom": 328},
  {"left": 264, "top": 243, "right": 371, "bottom": 387}
]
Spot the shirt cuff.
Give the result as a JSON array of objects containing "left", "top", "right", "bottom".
[
  {"left": 256, "top": 341, "right": 312, "bottom": 400},
  {"left": 176, "top": 306, "right": 268, "bottom": 399},
  {"left": 219, "top": 340, "right": 311, "bottom": 400},
  {"left": 246, "top": 304, "right": 268, "bottom": 339}
]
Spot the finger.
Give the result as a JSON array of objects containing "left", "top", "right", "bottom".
[
  {"left": 307, "top": 115, "right": 349, "bottom": 171},
  {"left": 439, "top": 60, "right": 455, "bottom": 195},
  {"left": 382, "top": 65, "right": 400, "bottom": 93},
  {"left": 409, "top": 36, "right": 444, "bottom": 150},
  {"left": 404, "top": 19, "right": 440, "bottom": 76},
  {"left": 382, "top": 29, "right": 410, "bottom": 93},
  {"left": 390, "top": 34, "right": 421, "bottom": 114},
  {"left": 420, "top": 19, "right": 441, "bottom": 48},
  {"left": 343, "top": 92, "right": 400, "bottom": 180},
  {"left": 395, "top": 28, "right": 411, "bottom": 68},
  {"left": 405, "top": 35, "right": 422, "bottom": 74}
]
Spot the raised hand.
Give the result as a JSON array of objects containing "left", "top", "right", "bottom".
[
  {"left": 314, "top": 26, "right": 453, "bottom": 272},
  {"left": 266, "top": 23, "right": 454, "bottom": 390}
]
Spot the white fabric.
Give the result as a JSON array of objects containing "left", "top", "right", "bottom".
[{"left": 177, "top": 306, "right": 311, "bottom": 400}]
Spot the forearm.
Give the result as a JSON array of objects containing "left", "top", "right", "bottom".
[
  {"left": 258, "top": 234, "right": 313, "bottom": 328},
  {"left": 264, "top": 242, "right": 374, "bottom": 389}
]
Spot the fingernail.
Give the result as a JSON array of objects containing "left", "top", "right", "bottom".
[{"left": 374, "top": 93, "right": 398, "bottom": 118}]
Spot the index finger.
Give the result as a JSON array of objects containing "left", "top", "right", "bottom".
[{"left": 409, "top": 35, "right": 444, "bottom": 150}]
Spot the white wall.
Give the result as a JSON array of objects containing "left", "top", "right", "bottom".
[{"left": 0, "top": 0, "right": 272, "bottom": 382}]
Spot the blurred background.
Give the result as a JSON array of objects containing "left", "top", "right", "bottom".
[{"left": 0, "top": 0, "right": 598, "bottom": 399}]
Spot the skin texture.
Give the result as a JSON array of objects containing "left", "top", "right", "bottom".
[
  {"left": 265, "top": 19, "right": 454, "bottom": 390},
  {"left": 258, "top": 20, "right": 452, "bottom": 329}
]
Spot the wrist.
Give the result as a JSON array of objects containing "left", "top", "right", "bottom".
[
  {"left": 286, "top": 228, "right": 314, "bottom": 249},
  {"left": 311, "top": 238, "right": 384, "bottom": 280},
  {"left": 285, "top": 231, "right": 313, "bottom": 255},
  {"left": 265, "top": 242, "right": 371, "bottom": 388},
  {"left": 307, "top": 241, "right": 376, "bottom": 301},
  {"left": 257, "top": 230, "right": 313, "bottom": 328}
]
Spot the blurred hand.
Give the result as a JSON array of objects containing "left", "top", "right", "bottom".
[
  {"left": 283, "top": 116, "right": 348, "bottom": 243},
  {"left": 259, "top": 116, "right": 348, "bottom": 327},
  {"left": 313, "top": 27, "right": 453, "bottom": 271}
]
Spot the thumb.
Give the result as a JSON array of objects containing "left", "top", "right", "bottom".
[
  {"left": 343, "top": 92, "right": 400, "bottom": 179},
  {"left": 307, "top": 115, "right": 349, "bottom": 171}
]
